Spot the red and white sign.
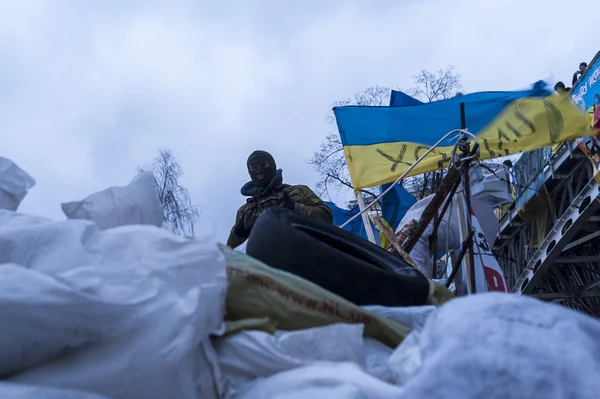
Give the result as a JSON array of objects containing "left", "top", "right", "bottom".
[
  {"left": 470, "top": 208, "right": 510, "bottom": 293},
  {"left": 455, "top": 192, "right": 510, "bottom": 294}
]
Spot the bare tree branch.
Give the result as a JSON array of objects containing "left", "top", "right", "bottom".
[
  {"left": 407, "top": 66, "right": 462, "bottom": 102},
  {"left": 138, "top": 149, "right": 200, "bottom": 236}
]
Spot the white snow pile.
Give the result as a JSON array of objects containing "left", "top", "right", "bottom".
[{"left": 1, "top": 156, "right": 600, "bottom": 399}]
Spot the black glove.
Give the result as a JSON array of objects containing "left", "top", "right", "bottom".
[
  {"left": 233, "top": 216, "right": 250, "bottom": 238},
  {"left": 282, "top": 191, "right": 296, "bottom": 210}
]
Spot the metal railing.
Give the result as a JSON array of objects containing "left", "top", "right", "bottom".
[{"left": 512, "top": 146, "right": 553, "bottom": 209}]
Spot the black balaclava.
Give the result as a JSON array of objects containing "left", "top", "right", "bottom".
[{"left": 247, "top": 150, "right": 276, "bottom": 188}]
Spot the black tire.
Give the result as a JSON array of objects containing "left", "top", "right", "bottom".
[{"left": 246, "top": 207, "right": 430, "bottom": 307}]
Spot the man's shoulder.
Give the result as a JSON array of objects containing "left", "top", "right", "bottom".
[
  {"left": 236, "top": 202, "right": 251, "bottom": 214},
  {"left": 286, "top": 184, "right": 321, "bottom": 200},
  {"left": 287, "top": 184, "right": 314, "bottom": 193}
]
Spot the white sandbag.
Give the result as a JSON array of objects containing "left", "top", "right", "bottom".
[
  {"left": 236, "top": 362, "right": 405, "bottom": 399},
  {"left": 387, "top": 330, "right": 422, "bottom": 386},
  {"left": 362, "top": 338, "right": 394, "bottom": 382},
  {"left": 0, "top": 210, "right": 227, "bottom": 399},
  {"left": 61, "top": 172, "right": 163, "bottom": 230},
  {"left": 362, "top": 305, "right": 435, "bottom": 331},
  {"left": 0, "top": 382, "right": 109, "bottom": 399},
  {"left": 392, "top": 293, "right": 600, "bottom": 399},
  {"left": 0, "top": 264, "right": 136, "bottom": 378},
  {"left": 358, "top": 305, "right": 435, "bottom": 384},
  {"left": 0, "top": 157, "right": 35, "bottom": 211},
  {"left": 0, "top": 211, "right": 101, "bottom": 275},
  {"left": 396, "top": 194, "right": 499, "bottom": 278},
  {"left": 215, "top": 324, "right": 365, "bottom": 395}
]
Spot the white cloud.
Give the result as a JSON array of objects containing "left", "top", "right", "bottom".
[{"left": 0, "top": 0, "right": 596, "bottom": 240}]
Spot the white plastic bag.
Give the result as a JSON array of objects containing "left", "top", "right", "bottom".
[
  {"left": 362, "top": 305, "right": 435, "bottom": 331},
  {"left": 392, "top": 294, "right": 600, "bottom": 399},
  {"left": 396, "top": 194, "right": 499, "bottom": 278},
  {"left": 0, "top": 264, "right": 136, "bottom": 378},
  {"left": 0, "top": 382, "right": 109, "bottom": 399},
  {"left": 362, "top": 338, "right": 394, "bottom": 382},
  {"left": 0, "top": 210, "right": 228, "bottom": 399},
  {"left": 387, "top": 330, "right": 422, "bottom": 386},
  {"left": 215, "top": 324, "right": 365, "bottom": 395},
  {"left": 0, "top": 157, "right": 35, "bottom": 211},
  {"left": 61, "top": 172, "right": 163, "bottom": 230},
  {"left": 236, "top": 362, "right": 405, "bottom": 399}
]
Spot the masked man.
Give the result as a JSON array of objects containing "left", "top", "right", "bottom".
[{"left": 226, "top": 150, "right": 333, "bottom": 249}]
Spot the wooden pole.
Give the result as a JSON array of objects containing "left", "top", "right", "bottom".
[{"left": 356, "top": 192, "right": 377, "bottom": 244}]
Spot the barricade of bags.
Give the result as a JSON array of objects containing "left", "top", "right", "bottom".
[{"left": 1, "top": 156, "right": 599, "bottom": 399}]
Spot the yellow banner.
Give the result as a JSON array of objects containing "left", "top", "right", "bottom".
[{"left": 344, "top": 95, "right": 593, "bottom": 190}]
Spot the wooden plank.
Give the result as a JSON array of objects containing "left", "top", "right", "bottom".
[
  {"left": 372, "top": 215, "right": 419, "bottom": 269},
  {"left": 402, "top": 168, "right": 461, "bottom": 253}
]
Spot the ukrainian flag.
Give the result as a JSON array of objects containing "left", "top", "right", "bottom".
[{"left": 334, "top": 81, "right": 593, "bottom": 190}]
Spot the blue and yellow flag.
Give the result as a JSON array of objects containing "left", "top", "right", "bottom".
[{"left": 334, "top": 81, "right": 593, "bottom": 190}]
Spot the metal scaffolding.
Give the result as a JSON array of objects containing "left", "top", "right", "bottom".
[{"left": 493, "top": 137, "right": 600, "bottom": 317}]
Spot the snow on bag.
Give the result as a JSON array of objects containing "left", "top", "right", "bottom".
[
  {"left": 0, "top": 209, "right": 228, "bottom": 399},
  {"left": 0, "top": 157, "right": 35, "bottom": 211},
  {"left": 0, "top": 382, "right": 110, "bottom": 399},
  {"left": 60, "top": 171, "right": 163, "bottom": 230}
]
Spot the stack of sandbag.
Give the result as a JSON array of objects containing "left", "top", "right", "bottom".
[
  {"left": 2, "top": 155, "right": 600, "bottom": 399},
  {"left": 221, "top": 245, "right": 415, "bottom": 348},
  {"left": 0, "top": 209, "right": 228, "bottom": 398},
  {"left": 218, "top": 245, "right": 600, "bottom": 398},
  {"left": 0, "top": 160, "right": 228, "bottom": 399},
  {"left": 219, "top": 290, "right": 600, "bottom": 399}
]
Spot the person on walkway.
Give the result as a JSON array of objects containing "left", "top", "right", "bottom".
[
  {"left": 572, "top": 62, "right": 588, "bottom": 85},
  {"left": 554, "top": 81, "right": 570, "bottom": 94},
  {"left": 226, "top": 150, "right": 333, "bottom": 248}
]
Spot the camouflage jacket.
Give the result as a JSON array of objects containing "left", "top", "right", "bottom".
[{"left": 226, "top": 171, "right": 333, "bottom": 248}]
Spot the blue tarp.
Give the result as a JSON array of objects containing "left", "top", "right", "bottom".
[
  {"left": 325, "top": 202, "right": 380, "bottom": 245},
  {"left": 380, "top": 183, "right": 416, "bottom": 231},
  {"left": 389, "top": 90, "right": 423, "bottom": 107},
  {"left": 380, "top": 90, "right": 419, "bottom": 231}
]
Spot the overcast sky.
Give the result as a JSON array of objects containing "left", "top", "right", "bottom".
[{"left": 1, "top": 0, "right": 597, "bottom": 241}]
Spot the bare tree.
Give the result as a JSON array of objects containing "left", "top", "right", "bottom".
[
  {"left": 139, "top": 149, "right": 199, "bottom": 236},
  {"left": 405, "top": 66, "right": 462, "bottom": 199},
  {"left": 309, "top": 67, "right": 462, "bottom": 202},
  {"left": 310, "top": 85, "right": 391, "bottom": 200},
  {"left": 408, "top": 66, "right": 462, "bottom": 102}
]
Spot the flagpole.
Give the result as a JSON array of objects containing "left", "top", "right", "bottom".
[
  {"left": 458, "top": 102, "right": 477, "bottom": 294},
  {"left": 356, "top": 192, "right": 377, "bottom": 244}
]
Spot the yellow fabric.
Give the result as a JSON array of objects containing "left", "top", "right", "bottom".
[
  {"left": 221, "top": 244, "right": 411, "bottom": 348},
  {"left": 344, "top": 95, "right": 592, "bottom": 190},
  {"left": 378, "top": 217, "right": 394, "bottom": 249},
  {"left": 427, "top": 280, "right": 456, "bottom": 306},
  {"left": 517, "top": 185, "right": 553, "bottom": 248}
]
